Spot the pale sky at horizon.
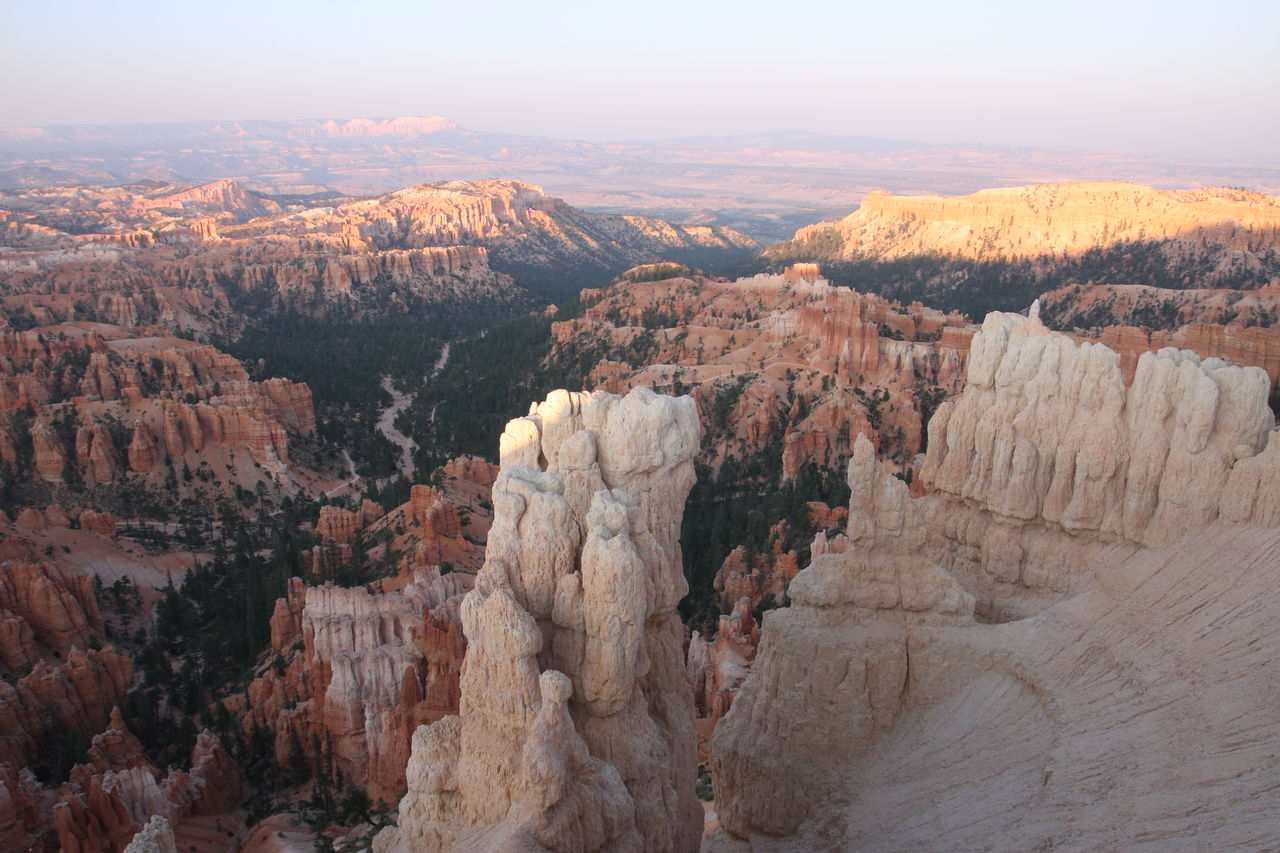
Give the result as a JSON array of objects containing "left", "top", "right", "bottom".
[{"left": 1, "top": 0, "right": 1277, "bottom": 160}]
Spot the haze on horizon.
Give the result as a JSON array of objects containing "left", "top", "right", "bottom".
[{"left": 2, "top": 0, "right": 1277, "bottom": 162}]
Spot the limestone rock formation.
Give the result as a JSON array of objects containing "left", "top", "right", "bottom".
[
  {"left": 239, "top": 566, "right": 472, "bottom": 804},
  {"left": 778, "top": 182, "right": 1280, "bottom": 273},
  {"left": 378, "top": 387, "right": 702, "bottom": 853},
  {"left": 123, "top": 815, "right": 176, "bottom": 853},
  {"left": 0, "top": 645, "right": 132, "bottom": 768},
  {"left": 710, "top": 307, "right": 1280, "bottom": 850},
  {"left": 550, "top": 268, "right": 972, "bottom": 480}
]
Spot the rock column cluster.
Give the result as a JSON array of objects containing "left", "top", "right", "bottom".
[{"left": 377, "top": 388, "right": 702, "bottom": 853}]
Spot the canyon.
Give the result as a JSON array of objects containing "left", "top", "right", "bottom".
[
  {"left": 3, "top": 171, "right": 1280, "bottom": 852},
  {"left": 4, "top": 118, "right": 1276, "bottom": 243}
]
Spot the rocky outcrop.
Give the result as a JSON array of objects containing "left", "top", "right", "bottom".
[
  {"left": 0, "top": 560, "right": 102, "bottom": 663},
  {"left": 687, "top": 598, "right": 758, "bottom": 754},
  {"left": 440, "top": 455, "right": 498, "bottom": 487},
  {"left": 123, "top": 815, "right": 176, "bottom": 853},
  {"left": 710, "top": 307, "right": 1280, "bottom": 850},
  {"left": 316, "top": 505, "right": 363, "bottom": 545},
  {"left": 408, "top": 485, "right": 463, "bottom": 566},
  {"left": 240, "top": 567, "right": 472, "bottom": 804},
  {"left": 780, "top": 182, "right": 1280, "bottom": 272},
  {"left": 2, "top": 177, "right": 743, "bottom": 330},
  {"left": 377, "top": 387, "right": 702, "bottom": 853},
  {"left": 2, "top": 320, "right": 321, "bottom": 505},
  {"left": 1041, "top": 281, "right": 1280, "bottom": 333},
  {"left": 551, "top": 269, "right": 972, "bottom": 480},
  {"left": 712, "top": 536, "right": 800, "bottom": 613},
  {"left": 79, "top": 510, "right": 118, "bottom": 538},
  {"left": 0, "top": 646, "right": 132, "bottom": 769}
]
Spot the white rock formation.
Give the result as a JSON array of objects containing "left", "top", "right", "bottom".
[
  {"left": 711, "top": 309, "right": 1280, "bottom": 851},
  {"left": 377, "top": 388, "right": 702, "bottom": 853},
  {"left": 123, "top": 815, "right": 176, "bottom": 853}
]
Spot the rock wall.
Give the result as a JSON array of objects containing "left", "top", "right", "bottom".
[
  {"left": 711, "top": 303, "right": 1280, "bottom": 845},
  {"left": 786, "top": 182, "right": 1280, "bottom": 273},
  {"left": 240, "top": 566, "right": 470, "bottom": 804},
  {"left": 709, "top": 307, "right": 1280, "bottom": 850},
  {"left": 377, "top": 387, "right": 702, "bottom": 853}
]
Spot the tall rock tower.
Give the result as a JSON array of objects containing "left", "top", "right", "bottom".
[{"left": 376, "top": 388, "right": 702, "bottom": 853}]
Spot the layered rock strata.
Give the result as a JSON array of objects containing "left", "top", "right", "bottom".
[
  {"left": 550, "top": 268, "right": 973, "bottom": 479},
  {"left": 779, "top": 183, "right": 1280, "bottom": 274},
  {"left": 240, "top": 567, "right": 471, "bottom": 804},
  {"left": 377, "top": 387, "right": 702, "bottom": 853},
  {"left": 710, "top": 306, "right": 1280, "bottom": 850}
]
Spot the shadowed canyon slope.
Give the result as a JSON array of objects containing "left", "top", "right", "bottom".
[{"left": 710, "top": 308, "right": 1280, "bottom": 851}]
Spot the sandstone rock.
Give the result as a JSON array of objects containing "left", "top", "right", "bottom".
[
  {"left": 123, "top": 815, "right": 176, "bottom": 853},
  {"left": 783, "top": 183, "right": 1280, "bottom": 275},
  {"left": 30, "top": 420, "right": 67, "bottom": 480},
  {"left": 381, "top": 387, "right": 701, "bottom": 853},
  {"left": 0, "top": 645, "right": 132, "bottom": 769},
  {"left": 241, "top": 567, "right": 471, "bottom": 804},
  {"left": 0, "top": 560, "right": 102, "bottom": 654},
  {"left": 80, "top": 510, "right": 117, "bottom": 538},
  {"left": 317, "top": 505, "right": 363, "bottom": 545},
  {"left": 441, "top": 455, "right": 499, "bottom": 487},
  {"left": 710, "top": 308, "right": 1280, "bottom": 850},
  {"left": 127, "top": 425, "right": 158, "bottom": 473},
  {"left": 88, "top": 706, "right": 157, "bottom": 775}
]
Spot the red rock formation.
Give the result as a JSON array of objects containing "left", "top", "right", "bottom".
[
  {"left": 440, "top": 455, "right": 498, "bottom": 487},
  {"left": 713, "top": 537, "right": 801, "bottom": 613},
  {"left": 409, "top": 486, "right": 463, "bottom": 565},
  {"left": 79, "top": 510, "right": 117, "bottom": 538},
  {"left": 780, "top": 183, "right": 1280, "bottom": 274},
  {"left": 0, "top": 762, "right": 45, "bottom": 851},
  {"left": 269, "top": 577, "right": 306, "bottom": 655},
  {"left": 52, "top": 775, "right": 136, "bottom": 853},
  {"left": 554, "top": 269, "right": 974, "bottom": 481},
  {"left": 1096, "top": 322, "right": 1280, "bottom": 391},
  {"left": 235, "top": 566, "right": 472, "bottom": 804},
  {"left": 0, "top": 560, "right": 102, "bottom": 653},
  {"left": 316, "top": 506, "right": 362, "bottom": 545},
  {"left": 0, "top": 646, "right": 132, "bottom": 769},
  {"left": 31, "top": 420, "right": 67, "bottom": 480},
  {"left": 689, "top": 597, "right": 759, "bottom": 753},
  {"left": 85, "top": 709, "right": 153, "bottom": 776}
]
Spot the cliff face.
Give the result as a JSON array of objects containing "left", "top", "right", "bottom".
[
  {"left": 710, "top": 308, "right": 1280, "bottom": 850},
  {"left": 12, "top": 704, "right": 237, "bottom": 853},
  {"left": 0, "top": 559, "right": 128, "bottom": 772},
  {"left": 240, "top": 568, "right": 472, "bottom": 805},
  {"left": 1039, "top": 282, "right": 1280, "bottom": 391},
  {"left": 781, "top": 182, "right": 1280, "bottom": 273},
  {"left": 235, "top": 459, "right": 496, "bottom": 804},
  {"left": 550, "top": 268, "right": 973, "bottom": 480},
  {"left": 377, "top": 387, "right": 702, "bottom": 853}
]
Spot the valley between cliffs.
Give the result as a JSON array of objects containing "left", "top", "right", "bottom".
[{"left": 4, "top": 177, "right": 1280, "bottom": 852}]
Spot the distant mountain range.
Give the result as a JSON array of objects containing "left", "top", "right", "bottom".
[{"left": 2, "top": 116, "right": 1276, "bottom": 242}]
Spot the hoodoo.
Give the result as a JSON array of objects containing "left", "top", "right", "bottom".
[
  {"left": 376, "top": 387, "right": 702, "bottom": 853},
  {"left": 710, "top": 307, "right": 1280, "bottom": 850}
]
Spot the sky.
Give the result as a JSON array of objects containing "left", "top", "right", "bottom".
[{"left": 2, "top": 0, "right": 1277, "bottom": 160}]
